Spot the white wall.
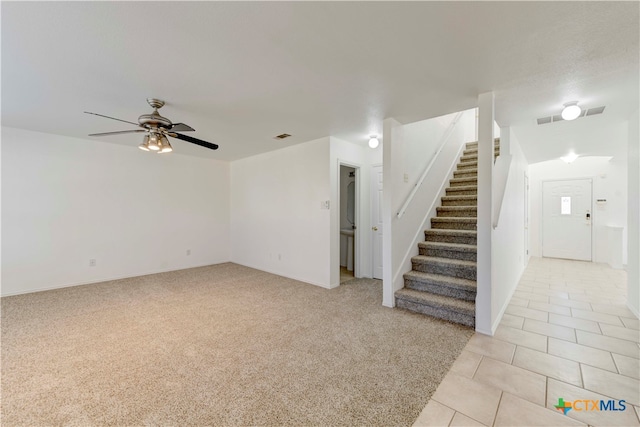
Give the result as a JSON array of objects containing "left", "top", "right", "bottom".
[
  {"left": 627, "top": 111, "right": 639, "bottom": 318},
  {"left": 1, "top": 127, "right": 230, "bottom": 296},
  {"left": 230, "top": 137, "right": 332, "bottom": 288},
  {"left": 491, "top": 128, "right": 528, "bottom": 332},
  {"left": 529, "top": 154, "right": 628, "bottom": 265},
  {"left": 383, "top": 109, "right": 476, "bottom": 306},
  {"left": 329, "top": 137, "right": 372, "bottom": 287}
]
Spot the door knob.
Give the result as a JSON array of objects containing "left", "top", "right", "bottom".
[{"left": 372, "top": 226, "right": 378, "bottom": 231}]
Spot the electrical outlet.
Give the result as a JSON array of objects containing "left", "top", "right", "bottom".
[
  {"left": 186, "top": 249, "right": 191, "bottom": 256},
  {"left": 89, "top": 259, "right": 96, "bottom": 267}
]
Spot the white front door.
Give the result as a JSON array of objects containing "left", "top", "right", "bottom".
[
  {"left": 542, "top": 179, "right": 592, "bottom": 261},
  {"left": 371, "top": 165, "right": 383, "bottom": 279}
]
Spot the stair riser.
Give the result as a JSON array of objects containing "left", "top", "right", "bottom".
[
  {"left": 431, "top": 220, "right": 477, "bottom": 230},
  {"left": 424, "top": 232, "right": 477, "bottom": 245},
  {"left": 396, "top": 298, "right": 475, "bottom": 327},
  {"left": 446, "top": 188, "right": 477, "bottom": 196},
  {"left": 450, "top": 179, "right": 477, "bottom": 187},
  {"left": 411, "top": 259, "right": 477, "bottom": 280},
  {"left": 420, "top": 246, "right": 477, "bottom": 262},
  {"left": 441, "top": 198, "right": 477, "bottom": 207},
  {"left": 460, "top": 156, "right": 477, "bottom": 163},
  {"left": 457, "top": 162, "right": 478, "bottom": 170},
  {"left": 436, "top": 208, "right": 477, "bottom": 218},
  {"left": 404, "top": 277, "right": 476, "bottom": 301},
  {"left": 453, "top": 170, "right": 477, "bottom": 178}
]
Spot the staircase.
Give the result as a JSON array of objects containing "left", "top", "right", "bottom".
[{"left": 395, "top": 139, "right": 500, "bottom": 327}]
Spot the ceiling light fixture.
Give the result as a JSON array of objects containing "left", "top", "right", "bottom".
[
  {"left": 560, "top": 153, "right": 579, "bottom": 163},
  {"left": 561, "top": 102, "right": 582, "bottom": 121},
  {"left": 138, "top": 132, "right": 172, "bottom": 153},
  {"left": 368, "top": 135, "right": 379, "bottom": 149}
]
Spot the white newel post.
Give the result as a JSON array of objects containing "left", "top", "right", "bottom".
[{"left": 476, "top": 92, "right": 495, "bottom": 335}]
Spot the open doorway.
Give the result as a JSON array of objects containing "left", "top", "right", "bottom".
[{"left": 339, "top": 165, "right": 357, "bottom": 283}]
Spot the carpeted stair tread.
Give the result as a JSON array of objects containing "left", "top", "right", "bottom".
[
  {"left": 424, "top": 229, "right": 477, "bottom": 244},
  {"left": 411, "top": 255, "right": 476, "bottom": 268},
  {"left": 418, "top": 241, "right": 477, "bottom": 261},
  {"left": 395, "top": 288, "right": 476, "bottom": 321},
  {"left": 411, "top": 256, "right": 477, "bottom": 280},
  {"left": 430, "top": 217, "right": 477, "bottom": 231},
  {"left": 453, "top": 169, "right": 478, "bottom": 178},
  {"left": 457, "top": 161, "right": 478, "bottom": 170},
  {"left": 418, "top": 241, "right": 477, "bottom": 252},
  {"left": 441, "top": 195, "right": 477, "bottom": 206},
  {"left": 450, "top": 177, "right": 478, "bottom": 187},
  {"left": 445, "top": 185, "right": 477, "bottom": 196},
  {"left": 436, "top": 206, "right": 477, "bottom": 217},
  {"left": 403, "top": 270, "right": 477, "bottom": 291}
]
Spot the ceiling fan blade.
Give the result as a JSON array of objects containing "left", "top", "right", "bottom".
[
  {"left": 84, "top": 111, "right": 142, "bottom": 127},
  {"left": 170, "top": 133, "right": 219, "bottom": 150},
  {"left": 169, "top": 123, "right": 195, "bottom": 132},
  {"left": 89, "top": 129, "right": 147, "bottom": 137}
]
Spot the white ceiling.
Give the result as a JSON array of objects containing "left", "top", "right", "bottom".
[{"left": 2, "top": 2, "right": 638, "bottom": 161}]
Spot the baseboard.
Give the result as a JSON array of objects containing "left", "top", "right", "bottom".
[{"left": 0, "top": 260, "right": 230, "bottom": 297}]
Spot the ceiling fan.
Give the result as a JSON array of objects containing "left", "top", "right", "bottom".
[{"left": 85, "top": 98, "right": 218, "bottom": 153}]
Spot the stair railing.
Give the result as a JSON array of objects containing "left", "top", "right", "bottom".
[{"left": 397, "top": 111, "right": 464, "bottom": 219}]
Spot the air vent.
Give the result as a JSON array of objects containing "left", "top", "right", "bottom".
[
  {"left": 537, "top": 106, "right": 604, "bottom": 125},
  {"left": 274, "top": 133, "right": 291, "bottom": 140},
  {"left": 586, "top": 106, "right": 606, "bottom": 116}
]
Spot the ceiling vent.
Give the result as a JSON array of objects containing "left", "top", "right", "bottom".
[
  {"left": 537, "top": 106, "right": 604, "bottom": 125},
  {"left": 274, "top": 133, "right": 291, "bottom": 140}
]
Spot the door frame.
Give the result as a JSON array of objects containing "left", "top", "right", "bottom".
[
  {"left": 337, "top": 160, "right": 361, "bottom": 280},
  {"left": 371, "top": 163, "right": 383, "bottom": 280},
  {"left": 541, "top": 177, "right": 594, "bottom": 261}
]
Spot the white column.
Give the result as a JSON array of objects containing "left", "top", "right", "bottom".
[
  {"left": 476, "top": 92, "right": 495, "bottom": 335},
  {"left": 382, "top": 118, "right": 402, "bottom": 307},
  {"left": 627, "top": 111, "right": 640, "bottom": 317}
]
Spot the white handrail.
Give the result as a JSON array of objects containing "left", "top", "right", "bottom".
[{"left": 397, "top": 111, "right": 464, "bottom": 218}]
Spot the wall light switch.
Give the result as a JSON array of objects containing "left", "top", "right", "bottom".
[
  {"left": 321, "top": 200, "right": 330, "bottom": 210},
  {"left": 404, "top": 173, "right": 409, "bottom": 183}
]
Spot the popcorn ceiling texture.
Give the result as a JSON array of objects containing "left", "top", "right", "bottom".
[{"left": 1, "top": 263, "right": 472, "bottom": 426}]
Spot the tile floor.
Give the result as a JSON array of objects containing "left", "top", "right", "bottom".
[
  {"left": 414, "top": 257, "right": 640, "bottom": 427},
  {"left": 340, "top": 266, "right": 354, "bottom": 283}
]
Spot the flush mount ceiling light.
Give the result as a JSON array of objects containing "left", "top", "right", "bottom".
[
  {"left": 368, "top": 135, "right": 380, "bottom": 149},
  {"left": 560, "top": 152, "right": 579, "bottom": 163},
  {"left": 561, "top": 102, "right": 582, "bottom": 121}
]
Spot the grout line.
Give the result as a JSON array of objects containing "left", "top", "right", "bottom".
[
  {"left": 491, "top": 392, "right": 504, "bottom": 427},
  {"left": 578, "top": 362, "right": 585, "bottom": 388},
  {"left": 610, "top": 351, "right": 621, "bottom": 375}
]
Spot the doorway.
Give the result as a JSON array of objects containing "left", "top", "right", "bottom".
[
  {"left": 542, "top": 178, "right": 593, "bottom": 261},
  {"left": 371, "top": 164, "right": 383, "bottom": 279},
  {"left": 339, "top": 165, "right": 357, "bottom": 283}
]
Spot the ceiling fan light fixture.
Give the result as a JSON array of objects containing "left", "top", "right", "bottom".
[
  {"left": 138, "top": 142, "right": 150, "bottom": 151},
  {"left": 158, "top": 136, "right": 173, "bottom": 153},
  {"left": 561, "top": 102, "right": 581, "bottom": 121},
  {"left": 146, "top": 133, "right": 161, "bottom": 151}
]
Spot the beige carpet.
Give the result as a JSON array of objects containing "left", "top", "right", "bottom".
[{"left": 1, "top": 263, "right": 473, "bottom": 426}]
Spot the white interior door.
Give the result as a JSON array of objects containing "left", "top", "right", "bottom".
[
  {"left": 542, "top": 179, "right": 592, "bottom": 261},
  {"left": 371, "top": 165, "right": 383, "bottom": 279}
]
